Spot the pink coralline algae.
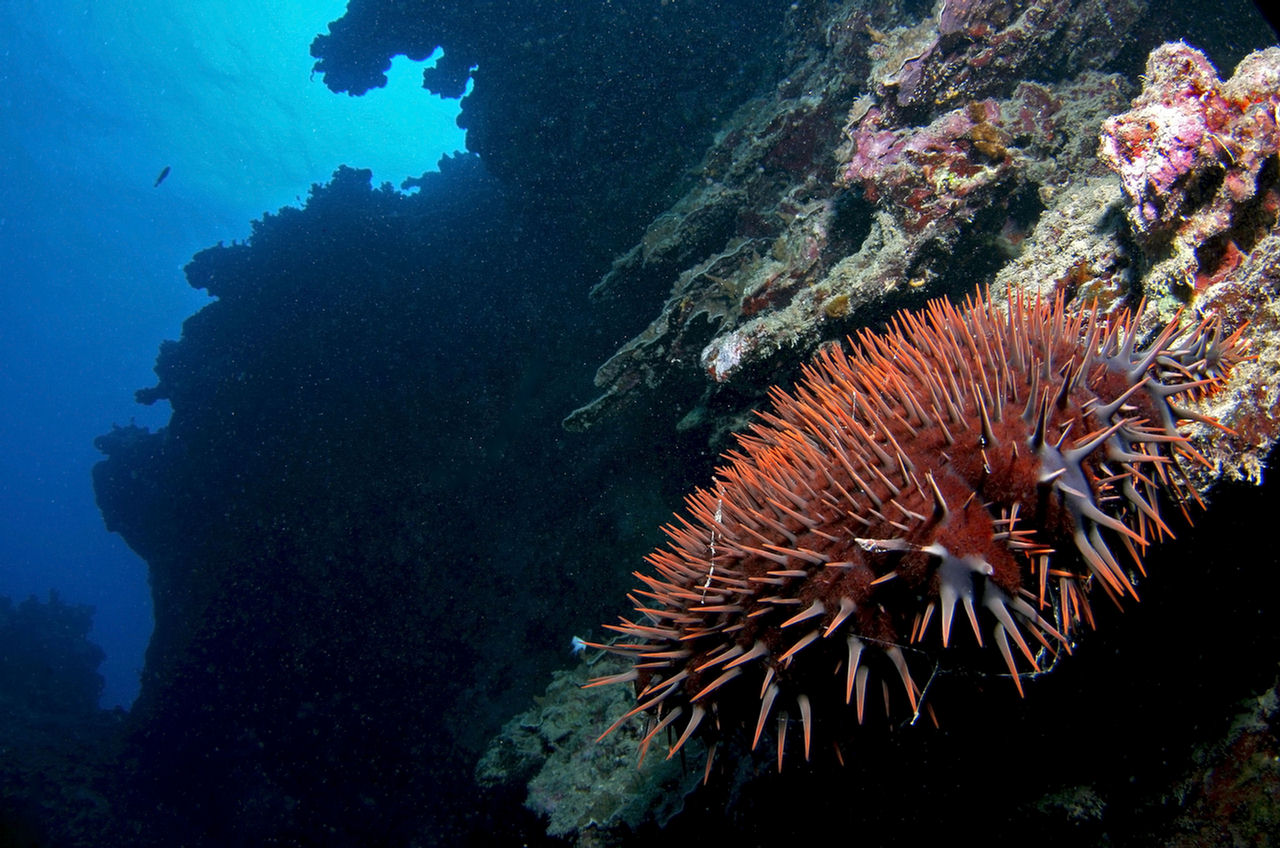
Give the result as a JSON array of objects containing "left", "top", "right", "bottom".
[
  {"left": 1099, "top": 43, "right": 1280, "bottom": 244},
  {"left": 838, "top": 76, "right": 1100, "bottom": 238},
  {"left": 840, "top": 99, "right": 1014, "bottom": 234}
]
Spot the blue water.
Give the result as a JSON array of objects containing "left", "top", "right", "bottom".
[{"left": 0, "top": 0, "right": 465, "bottom": 709}]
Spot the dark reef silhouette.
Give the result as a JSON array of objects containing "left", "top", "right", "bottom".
[
  {"left": 0, "top": 594, "right": 125, "bottom": 848},
  {"left": 90, "top": 154, "right": 707, "bottom": 845},
  {"left": 1, "top": 592, "right": 105, "bottom": 718},
  {"left": 310, "top": 0, "right": 794, "bottom": 271}
]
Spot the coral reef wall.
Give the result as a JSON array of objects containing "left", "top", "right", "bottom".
[{"left": 91, "top": 0, "right": 1280, "bottom": 846}]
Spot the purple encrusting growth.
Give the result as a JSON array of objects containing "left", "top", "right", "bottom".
[{"left": 588, "top": 290, "right": 1247, "bottom": 773}]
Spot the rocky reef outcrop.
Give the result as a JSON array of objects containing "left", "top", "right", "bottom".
[{"left": 566, "top": 1, "right": 1277, "bottom": 457}]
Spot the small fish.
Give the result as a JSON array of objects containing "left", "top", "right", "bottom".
[{"left": 154, "top": 166, "right": 171, "bottom": 187}]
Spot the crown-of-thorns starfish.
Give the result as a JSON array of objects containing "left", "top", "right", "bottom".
[{"left": 586, "top": 288, "right": 1248, "bottom": 777}]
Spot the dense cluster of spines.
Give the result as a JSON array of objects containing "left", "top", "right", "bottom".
[{"left": 587, "top": 289, "right": 1246, "bottom": 773}]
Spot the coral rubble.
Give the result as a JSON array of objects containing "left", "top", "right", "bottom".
[{"left": 476, "top": 658, "right": 701, "bottom": 839}]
